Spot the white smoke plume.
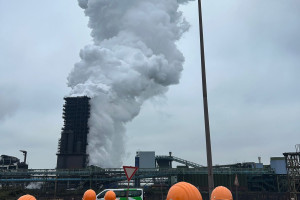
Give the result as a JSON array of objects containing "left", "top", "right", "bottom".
[
  {"left": 0, "top": 88, "right": 18, "bottom": 120},
  {"left": 68, "top": 0, "right": 194, "bottom": 168},
  {"left": 26, "top": 182, "right": 43, "bottom": 189}
]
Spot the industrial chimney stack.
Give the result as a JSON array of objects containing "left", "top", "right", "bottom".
[{"left": 56, "top": 96, "right": 90, "bottom": 169}]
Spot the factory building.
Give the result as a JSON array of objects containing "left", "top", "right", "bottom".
[
  {"left": 135, "top": 151, "right": 156, "bottom": 168},
  {"left": 0, "top": 154, "right": 28, "bottom": 170},
  {"left": 2, "top": 150, "right": 299, "bottom": 199},
  {"left": 56, "top": 96, "right": 90, "bottom": 169},
  {"left": 270, "top": 157, "right": 287, "bottom": 174}
]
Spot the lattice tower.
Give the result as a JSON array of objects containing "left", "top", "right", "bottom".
[{"left": 283, "top": 147, "right": 300, "bottom": 200}]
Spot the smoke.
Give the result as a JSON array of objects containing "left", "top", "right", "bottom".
[
  {"left": 0, "top": 88, "right": 18, "bottom": 120},
  {"left": 68, "top": 0, "right": 194, "bottom": 167},
  {"left": 26, "top": 182, "right": 43, "bottom": 189}
]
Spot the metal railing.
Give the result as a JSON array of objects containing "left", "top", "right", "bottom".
[{"left": 0, "top": 167, "right": 275, "bottom": 183}]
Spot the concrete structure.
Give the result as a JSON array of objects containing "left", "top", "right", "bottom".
[
  {"left": 270, "top": 157, "right": 287, "bottom": 174},
  {"left": 56, "top": 96, "right": 90, "bottom": 169},
  {"left": 255, "top": 163, "right": 263, "bottom": 169},
  {"left": 0, "top": 154, "right": 28, "bottom": 170},
  {"left": 135, "top": 151, "right": 156, "bottom": 168},
  {"left": 156, "top": 152, "right": 173, "bottom": 168}
]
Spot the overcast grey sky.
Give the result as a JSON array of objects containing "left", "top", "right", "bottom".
[{"left": 0, "top": 0, "right": 299, "bottom": 169}]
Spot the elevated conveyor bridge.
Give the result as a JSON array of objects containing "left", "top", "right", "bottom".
[{"left": 155, "top": 155, "right": 204, "bottom": 168}]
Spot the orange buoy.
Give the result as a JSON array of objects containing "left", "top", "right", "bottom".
[
  {"left": 166, "top": 182, "right": 202, "bottom": 200},
  {"left": 104, "top": 190, "right": 117, "bottom": 200},
  {"left": 210, "top": 186, "right": 233, "bottom": 200},
  {"left": 83, "top": 189, "right": 97, "bottom": 200},
  {"left": 18, "top": 194, "right": 36, "bottom": 200}
]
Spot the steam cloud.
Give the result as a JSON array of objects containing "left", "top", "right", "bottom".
[
  {"left": 0, "top": 89, "right": 18, "bottom": 120},
  {"left": 68, "top": 0, "right": 194, "bottom": 167}
]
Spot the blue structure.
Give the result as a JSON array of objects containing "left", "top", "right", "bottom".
[{"left": 270, "top": 157, "right": 287, "bottom": 174}]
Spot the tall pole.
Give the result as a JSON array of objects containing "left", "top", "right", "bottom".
[
  {"left": 236, "top": 185, "right": 238, "bottom": 200},
  {"left": 126, "top": 181, "right": 129, "bottom": 200},
  {"left": 197, "top": 0, "right": 214, "bottom": 197}
]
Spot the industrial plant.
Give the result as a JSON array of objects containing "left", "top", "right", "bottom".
[
  {"left": 1, "top": 150, "right": 299, "bottom": 199},
  {"left": 56, "top": 96, "right": 90, "bottom": 169},
  {"left": 0, "top": 96, "right": 299, "bottom": 199}
]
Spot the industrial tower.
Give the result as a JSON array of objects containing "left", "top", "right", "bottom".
[
  {"left": 283, "top": 145, "right": 300, "bottom": 200},
  {"left": 56, "top": 96, "right": 90, "bottom": 169}
]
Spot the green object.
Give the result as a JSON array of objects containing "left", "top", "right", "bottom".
[{"left": 97, "top": 188, "right": 143, "bottom": 200}]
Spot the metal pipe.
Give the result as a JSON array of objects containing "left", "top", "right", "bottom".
[
  {"left": 20, "top": 150, "right": 27, "bottom": 164},
  {"left": 197, "top": 0, "right": 214, "bottom": 197}
]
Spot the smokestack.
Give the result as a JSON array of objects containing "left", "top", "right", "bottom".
[
  {"left": 20, "top": 150, "right": 27, "bottom": 164},
  {"left": 57, "top": 96, "right": 90, "bottom": 169},
  {"left": 68, "top": 0, "right": 194, "bottom": 168}
]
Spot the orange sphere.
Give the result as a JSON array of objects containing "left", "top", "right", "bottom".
[
  {"left": 104, "top": 190, "right": 116, "bottom": 200},
  {"left": 166, "top": 182, "right": 202, "bottom": 200},
  {"left": 210, "top": 186, "right": 233, "bottom": 200},
  {"left": 83, "top": 189, "right": 97, "bottom": 200},
  {"left": 18, "top": 194, "right": 36, "bottom": 200}
]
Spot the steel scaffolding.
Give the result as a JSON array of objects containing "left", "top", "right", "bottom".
[
  {"left": 57, "top": 96, "right": 90, "bottom": 169},
  {"left": 284, "top": 152, "right": 300, "bottom": 200}
]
